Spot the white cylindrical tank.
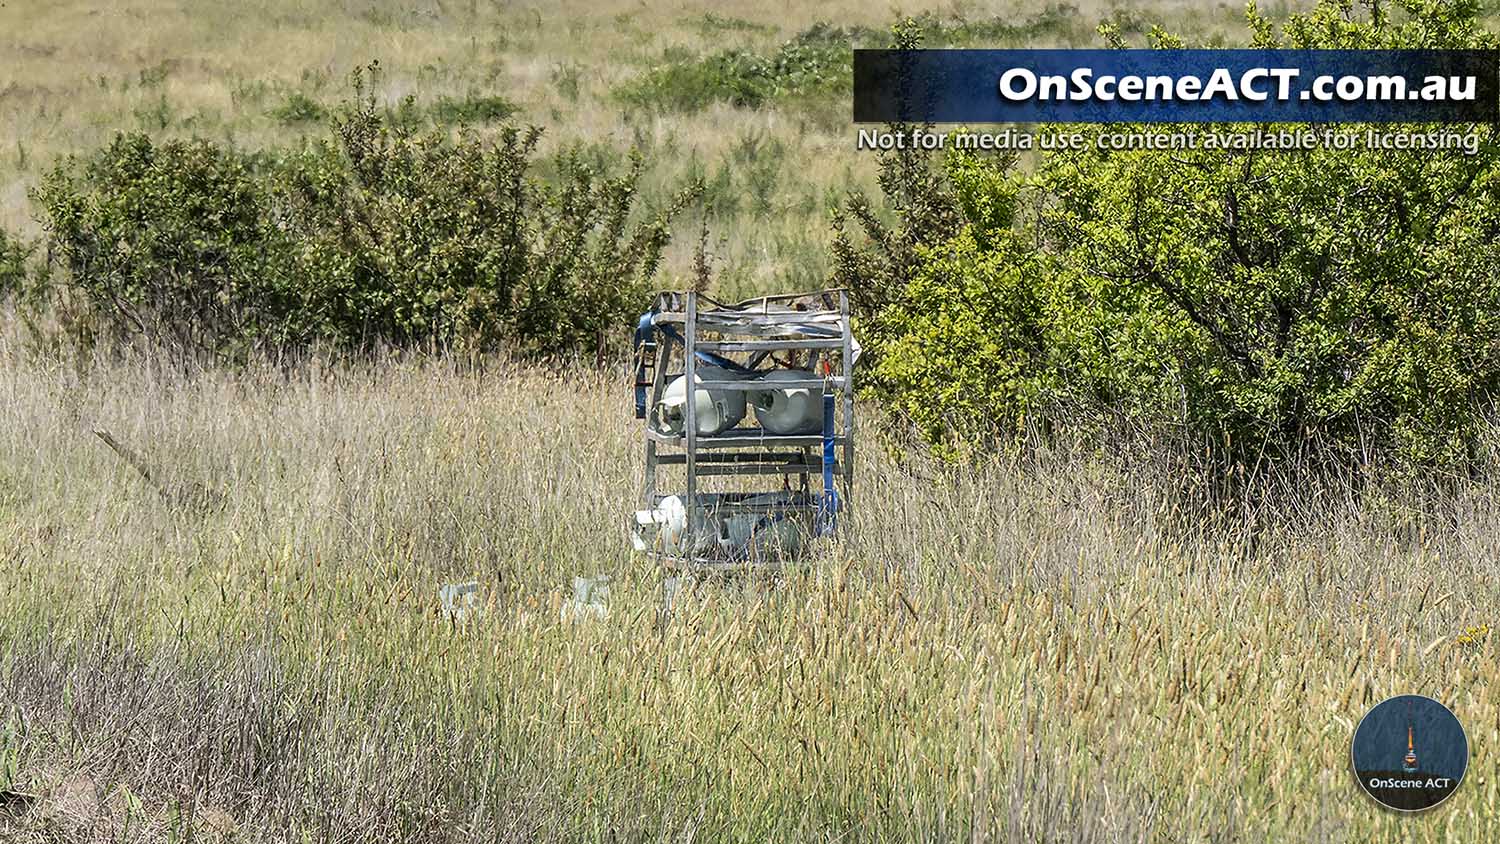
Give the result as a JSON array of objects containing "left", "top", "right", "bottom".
[
  {"left": 631, "top": 495, "right": 715, "bottom": 556},
  {"left": 651, "top": 365, "right": 747, "bottom": 437},
  {"left": 633, "top": 493, "right": 806, "bottom": 560},
  {"left": 750, "top": 369, "right": 824, "bottom": 435}
]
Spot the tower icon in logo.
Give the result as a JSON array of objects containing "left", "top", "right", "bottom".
[{"left": 1402, "top": 723, "right": 1419, "bottom": 773}]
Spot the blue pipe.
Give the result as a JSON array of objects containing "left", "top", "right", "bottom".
[
  {"left": 818, "top": 391, "right": 838, "bottom": 535},
  {"left": 654, "top": 323, "right": 759, "bottom": 374},
  {"left": 636, "top": 315, "right": 757, "bottom": 419}
]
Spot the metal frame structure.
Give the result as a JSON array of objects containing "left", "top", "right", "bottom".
[{"left": 635, "top": 289, "right": 856, "bottom": 570}]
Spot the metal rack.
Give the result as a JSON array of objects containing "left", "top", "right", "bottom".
[{"left": 633, "top": 289, "right": 856, "bottom": 570}]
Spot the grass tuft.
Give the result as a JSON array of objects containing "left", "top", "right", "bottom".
[
  {"left": 428, "top": 92, "right": 517, "bottom": 124},
  {"left": 268, "top": 90, "right": 326, "bottom": 125}
]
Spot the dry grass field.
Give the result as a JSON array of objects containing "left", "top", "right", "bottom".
[
  {"left": 4, "top": 0, "right": 1500, "bottom": 841},
  {"left": 0, "top": 341, "right": 1496, "bottom": 841}
]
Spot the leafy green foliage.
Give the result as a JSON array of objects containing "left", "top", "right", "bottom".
[
  {"left": 0, "top": 228, "right": 28, "bottom": 303},
  {"left": 838, "top": 143, "right": 1048, "bottom": 452},
  {"left": 36, "top": 134, "right": 297, "bottom": 358},
  {"left": 617, "top": 9, "right": 1117, "bottom": 116},
  {"left": 282, "top": 73, "right": 695, "bottom": 354},
  {"left": 428, "top": 93, "right": 517, "bottom": 124},
  {"left": 616, "top": 23, "right": 869, "bottom": 112},
  {"left": 35, "top": 66, "right": 696, "bottom": 361},
  {"left": 693, "top": 12, "right": 775, "bottom": 36},
  {"left": 831, "top": 19, "right": 969, "bottom": 442},
  {"left": 621, "top": 7, "right": 1100, "bottom": 117},
  {"left": 836, "top": 1, "right": 1500, "bottom": 468},
  {"left": 269, "top": 91, "right": 327, "bottom": 125}
]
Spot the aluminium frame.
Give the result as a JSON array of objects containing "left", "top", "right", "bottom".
[{"left": 637, "top": 289, "right": 856, "bottom": 570}]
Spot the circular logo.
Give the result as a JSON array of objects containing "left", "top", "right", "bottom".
[{"left": 1352, "top": 694, "right": 1468, "bottom": 812}]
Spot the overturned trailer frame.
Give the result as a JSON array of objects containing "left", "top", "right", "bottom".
[{"left": 633, "top": 289, "right": 857, "bottom": 570}]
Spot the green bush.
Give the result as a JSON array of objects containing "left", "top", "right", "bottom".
[
  {"left": 693, "top": 12, "right": 774, "bottom": 36},
  {"left": 621, "top": 9, "right": 1089, "bottom": 117},
  {"left": 616, "top": 23, "right": 868, "bottom": 112},
  {"left": 0, "top": 228, "right": 28, "bottom": 303},
  {"left": 617, "top": 49, "right": 778, "bottom": 111},
  {"left": 269, "top": 91, "right": 327, "bottom": 125},
  {"left": 35, "top": 67, "right": 696, "bottom": 361},
  {"left": 280, "top": 75, "right": 694, "bottom": 354},
  {"left": 428, "top": 93, "right": 516, "bottom": 124},
  {"left": 36, "top": 134, "right": 299, "bottom": 358},
  {"left": 840, "top": 150, "right": 1053, "bottom": 453},
  {"left": 836, "top": 2, "right": 1500, "bottom": 468}
]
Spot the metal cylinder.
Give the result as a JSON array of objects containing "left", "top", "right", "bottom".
[
  {"left": 750, "top": 369, "right": 824, "bottom": 434},
  {"left": 651, "top": 365, "right": 748, "bottom": 436}
]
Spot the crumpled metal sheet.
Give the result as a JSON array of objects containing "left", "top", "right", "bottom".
[{"left": 650, "top": 290, "right": 862, "bottom": 364}]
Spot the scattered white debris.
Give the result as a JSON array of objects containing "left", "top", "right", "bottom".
[
  {"left": 561, "top": 575, "right": 610, "bottom": 624},
  {"left": 439, "top": 581, "right": 481, "bottom": 622}
]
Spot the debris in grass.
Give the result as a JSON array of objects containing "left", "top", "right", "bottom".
[
  {"left": 439, "top": 581, "right": 481, "bottom": 622},
  {"left": 561, "top": 575, "right": 610, "bottom": 623}
]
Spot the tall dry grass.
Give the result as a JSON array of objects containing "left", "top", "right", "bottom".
[{"left": 0, "top": 336, "right": 1495, "bottom": 841}]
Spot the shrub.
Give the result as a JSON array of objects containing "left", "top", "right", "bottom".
[
  {"left": 617, "top": 49, "right": 777, "bottom": 111},
  {"left": 35, "top": 134, "right": 299, "bottom": 358},
  {"left": 831, "top": 18, "right": 966, "bottom": 375},
  {"left": 616, "top": 23, "right": 869, "bottom": 112},
  {"left": 839, "top": 153, "right": 1047, "bottom": 453},
  {"left": 693, "top": 12, "right": 774, "bottom": 36},
  {"left": 429, "top": 93, "right": 516, "bottom": 124},
  {"left": 280, "top": 74, "right": 696, "bottom": 354},
  {"left": 835, "top": 2, "right": 1500, "bottom": 469},
  {"left": 270, "top": 91, "right": 327, "bottom": 125},
  {"left": 35, "top": 66, "right": 697, "bottom": 361},
  {"left": 625, "top": 5, "right": 1088, "bottom": 118},
  {"left": 549, "top": 64, "right": 583, "bottom": 103},
  {"left": 0, "top": 228, "right": 28, "bottom": 303}
]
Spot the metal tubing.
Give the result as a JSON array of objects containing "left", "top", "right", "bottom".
[
  {"left": 698, "top": 378, "right": 846, "bottom": 392},
  {"left": 695, "top": 339, "right": 844, "bottom": 352},
  {"left": 643, "top": 330, "right": 671, "bottom": 506},
  {"left": 683, "top": 292, "right": 698, "bottom": 548}
]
